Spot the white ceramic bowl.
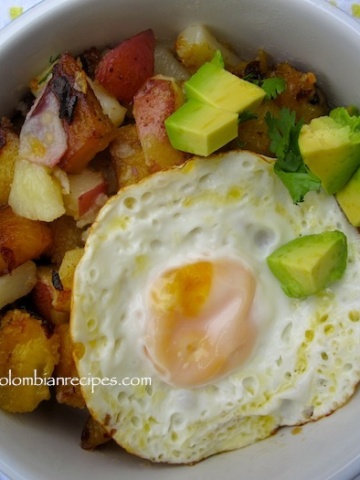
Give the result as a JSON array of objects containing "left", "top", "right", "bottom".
[{"left": 1, "top": 0, "right": 360, "bottom": 479}]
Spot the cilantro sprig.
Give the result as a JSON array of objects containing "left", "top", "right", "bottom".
[
  {"left": 265, "top": 108, "right": 321, "bottom": 203},
  {"left": 244, "top": 75, "right": 286, "bottom": 100}
]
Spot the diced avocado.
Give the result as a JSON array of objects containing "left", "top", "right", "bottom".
[
  {"left": 298, "top": 108, "right": 360, "bottom": 194},
  {"left": 185, "top": 61, "right": 265, "bottom": 114},
  {"left": 336, "top": 166, "right": 360, "bottom": 226},
  {"left": 165, "top": 99, "right": 238, "bottom": 156},
  {"left": 267, "top": 230, "right": 348, "bottom": 298}
]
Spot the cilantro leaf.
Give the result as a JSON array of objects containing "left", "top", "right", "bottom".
[
  {"left": 238, "top": 111, "right": 258, "bottom": 123},
  {"left": 244, "top": 75, "right": 286, "bottom": 100},
  {"left": 260, "top": 77, "right": 286, "bottom": 100},
  {"left": 265, "top": 108, "right": 321, "bottom": 203},
  {"left": 274, "top": 163, "right": 322, "bottom": 204},
  {"left": 265, "top": 109, "right": 303, "bottom": 170}
]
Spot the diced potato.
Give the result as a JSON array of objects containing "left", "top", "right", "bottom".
[
  {"left": 0, "top": 261, "right": 37, "bottom": 309},
  {"left": 95, "top": 29, "right": 155, "bottom": 104},
  {"left": 0, "top": 205, "right": 53, "bottom": 274},
  {"left": 31, "top": 266, "right": 71, "bottom": 325},
  {"left": 109, "top": 124, "right": 150, "bottom": 189},
  {"left": 54, "top": 323, "right": 85, "bottom": 409},
  {"left": 88, "top": 78, "right": 127, "bottom": 127},
  {"left": 88, "top": 149, "right": 118, "bottom": 196},
  {"left": 8, "top": 158, "right": 66, "bottom": 221},
  {"left": 18, "top": 89, "right": 68, "bottom": 169},
  {"left": 175, "top": 24, "right": 241, "bottom": 73},
  {"left": 63, "top": 168, "right": 107, "bottom": 220},
  {"left": 81, "top": 415, "right": 112, "bottom": 450},
  {"left": 154, "top": 43, "right": 190, "bottom": 81},
  {"left": 58, "top": 248, "right": 84, "bottom": 290},
  {"left": 52, "top": 53, "right": 117, "bottom": 173},
  {"left": 0, "top": 309, "right": 59, "bottom": 413},
  {"left": 0, "top": 118, "right": 19, "bottom": 205},
  {"left": 133, "top": 75, "right": 187, "bottom": 172},
  {"left": 48, "top": 215, "right": 85, "bottom": 266}
]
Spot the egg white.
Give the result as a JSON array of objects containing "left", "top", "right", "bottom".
[{"left": 71, "top": 150, "right": 360, "bottom": 463}]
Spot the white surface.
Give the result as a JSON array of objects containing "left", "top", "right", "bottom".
[
  {"left": 0, "top": 0, "right": 43, "bottom": 29},
  {"left": 1, "top": 0, "right": 360, "bottom": 478}
]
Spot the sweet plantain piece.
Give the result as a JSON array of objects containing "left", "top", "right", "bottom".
[{"left": 0, "top": 309, "right": 59, "bottom": 413}]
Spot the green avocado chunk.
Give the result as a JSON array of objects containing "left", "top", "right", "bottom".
[
  {"left": 267, "top": 230, "right": 348, "bottom": 298},
  {"left": 336, "top": 166, "right": 360, "bottom": 226},
  {"left": 165, "top": 99, "right": 238, "bottom": 156},
  {"left": 298, "top": 108, "right": 360, "bottom": 194},
  {"left": 165, "top": 51, "right": 266, "bottom": 157},
  {"left": 185, "top": 61, "right": 265, "bottom": 114}
]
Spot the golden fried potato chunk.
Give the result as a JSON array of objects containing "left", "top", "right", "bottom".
[
  {"left": 0, "top": 309, "right": 59, "bottom": 413},
  {"left": 49, "top": 53, "right": 117, "bottom": 174},
  {"left": 109, "top": 124, "right": 150, "bottom": 189},
  {"left": 0, "top": 204, "right": 53, "bottom": 275},
  {"left": 54, "top": 323, "right": 85, "bottom": 409},
  {"left": 58, "top": 247, "right": 84, "bottom": 290},
  {"left": 81, "top": 414, "right": 112, "bottom": 450}
]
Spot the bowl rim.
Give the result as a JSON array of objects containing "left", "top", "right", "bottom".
[
  {"left": 1, "top": 0, "right": 360, "bottom": 44},
  {"left": 1, "top": 1, "right": 360, "bottom": 480}
]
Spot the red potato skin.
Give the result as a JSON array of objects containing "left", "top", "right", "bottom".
[
  {"left": 78, "top": 181, "right": 107, "bottom": 217},
  {"left": 95, "top": 29, "right": 156, "bottom": 104},
  {"left": 133, "top": 75, "right": 187, "bottom": 172}
]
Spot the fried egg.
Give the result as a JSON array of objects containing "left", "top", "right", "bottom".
[{"left": 71, "top": 150, "right": 360, "bottom": 464}]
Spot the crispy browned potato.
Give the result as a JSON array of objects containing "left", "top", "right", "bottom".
[
  {"left": 109, "top": 124, "right": 150, "bottom": 189},
  {"left": 0, "top": 117, "right": 19, "bottom": 205},
  {"left": 54, "top": 323, "right": 86, "bottom": 409},
  {"left": 31, "top": 266, "right": 71, "bottom": 325},
  {"left": 48, "top": 53, "right": 117, "bottom": 173},
  {"left": 81, "top": 414, "right": 112, "bottom": 450},
  {"left": 48, "top": 215, "right": 84, "bottom": 266},
  {"left": 0, "top": 204, "right": 53, "bottom": 275},
  {"left": 58, "top": 248, "right": 84, "bottom": 290},
  {"left": 0, "top": 309, "right": 59, "bottom": 413}
]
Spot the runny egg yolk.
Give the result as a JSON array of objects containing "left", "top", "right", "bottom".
[{"left": 145, "top": 259, "right": 257, "bottom": 387}]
